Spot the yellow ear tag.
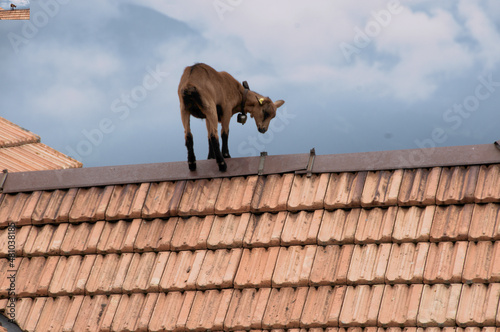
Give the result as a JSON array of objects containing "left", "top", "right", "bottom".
[{"left": 258, "top": 98, "right": 265, "bottom": 105}]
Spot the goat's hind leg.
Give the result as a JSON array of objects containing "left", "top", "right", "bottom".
[{"left": 181, "top": 108, "right": 196, "bottom": 171}]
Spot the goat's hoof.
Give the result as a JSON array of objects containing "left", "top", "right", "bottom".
[
  {"left": 218, "top": 161, "right": 227, "bottom": 172},
  {"left": 188, "top": 162, "right": 197, "bottom": 171},
  {"left": 223, "top": 153, "right": 231, "bottom": 158}
]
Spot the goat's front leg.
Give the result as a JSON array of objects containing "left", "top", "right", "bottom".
[
  {"left": 205, "top": 109, "right": 227, "bottom": 172},
  {"left": 221, "top": 112, "right": 231, "bottom": 158},
  {"left": 181, "top": 108, "right": 196, "bottom": 171}
]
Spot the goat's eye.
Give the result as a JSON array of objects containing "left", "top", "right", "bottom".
[{"left": 263, "top": 110, "right": 269, "bottom": 120}]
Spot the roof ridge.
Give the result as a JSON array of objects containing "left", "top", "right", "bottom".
[{"left": 3, "top": 143, "right": 500, "bottom": 193}]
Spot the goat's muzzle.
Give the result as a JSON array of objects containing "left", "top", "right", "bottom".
[{"left": 258, "top": 127, "right": 267, "bottom": 133}]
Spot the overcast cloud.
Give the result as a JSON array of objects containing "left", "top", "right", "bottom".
[{"left": 1, "top": 0, "right": 499, "bottom": 167}]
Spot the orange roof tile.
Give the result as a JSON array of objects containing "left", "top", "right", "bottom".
[
  {"left": 1, "top": 142, "right": 500, "bottom": 331},
  {"left": 0, "top": 8, "right": 29, "bottom": 20},
  {"left": 0, "top": 116, "right": 82, "bottom": 172}
]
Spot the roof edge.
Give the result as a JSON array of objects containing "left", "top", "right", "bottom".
[{"left": 3, "top": 143, "right": 500, "bottom": 193}]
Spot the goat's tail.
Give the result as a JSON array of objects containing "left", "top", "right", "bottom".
[{"left": 181, "top": 85, "right": 205, "bottom": 119}]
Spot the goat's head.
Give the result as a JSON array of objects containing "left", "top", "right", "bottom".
[{"left": 247, "top": 94, "right": 285, "bottom": 133}]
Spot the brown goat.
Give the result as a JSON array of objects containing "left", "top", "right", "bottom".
[{"left": 178, "top": 63, "right": 285, "bottom": 171}]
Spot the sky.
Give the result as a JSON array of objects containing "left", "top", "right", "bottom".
[
  {"left": 0, "top": 0, "right": 29, "bottom": 9},
  {"left": 1, "top": 0, "right": 500, "bottom": 168}
]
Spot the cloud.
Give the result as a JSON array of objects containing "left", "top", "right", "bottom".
[
  {"left": 122, "top": 0, "right": 485, "bottom": 102},
  {"left": 458, "top": 0, "right": 500, "bottom": 70}
]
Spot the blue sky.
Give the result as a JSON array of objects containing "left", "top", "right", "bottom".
[
  {"left": 1, "top": 0, "right": 500, "bottom": 168},
  {"left": 0, "top": 0, "right": 29, "bottom": 9}
]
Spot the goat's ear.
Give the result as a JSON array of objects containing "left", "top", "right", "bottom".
[{"left": 274, "top": 100, "right": 285, "bottom": 108}]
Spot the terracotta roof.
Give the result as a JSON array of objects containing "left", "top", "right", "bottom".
[
  {"left": 0, "top": 8, "right": 29, "bottom": 20},
  {"left": 0, "top": 117, "right": 82, "bottom": 172},
  {"left": 1, "top": 143, "right": 500, "bottom": 331}
]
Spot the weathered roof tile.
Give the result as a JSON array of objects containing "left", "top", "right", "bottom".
[
  {"left": 106, "top": 183, "right": 149, "bottom": 220},
  {"left": 185, "top": 289, "right": 233, "bottom": 331},
  {"left": 392, "top": 206, "right": 434, "bottom": 243},
  {"left": 318, "top": 209, "right": 360, "bottom": 245},
  {"left": 386, "top": 242, "right": 429, "bottom": 284},
  {"left": 160, "top": 250, "right": 205, "bottom": 291},
  {"left": 216, "top": 176, "right": 258, "bottom": 214},
  {"left": 170, "top": 215, "right": 213, "bottom": 250},
  {"left": 347, "top": 243, "right": 391, "bottom": 284},
  {"left": 339, "top": 285, "right": 384, "bottom": 327},
  {"left": 288, "top": 174, "right": 330, "bottom": 211},
  {"left": 417, "top": 284, "right": 462, "bottom": 327},
  {"left": 430, "top": 205, "right": 473, "bottom": 242},
  {"left": 398, "top": 168, "right": 441, "bottom": 206},
  {"left": 134, "top": 218, "right": 176, "bottom": 252},
  {"left": 69, "top": 186, "right": 113, "bottom": 223},
  {"left": 149, "top": 291, "right": 195, "bottom": 331},
  {"left": 234, "top": 247, "right": 279, "bottom": 288},
  {"left": 324, "top": 172, "right": 367, "bottom": 209},
  {"left": 85, "top": 253, "right": 132, "bottom": 295},
  {"left": 49, "top": 255, "right": 95, "bottom": 296},
  {"left": 462, "top": 241, "right": 500, "bottom": 284},
  {"left": 263, "top": 287, "right": 308, "bottom": 329},
  {"left": 436, "top": 166, "right": 480, "bottom": 205},
  {"left": 32, "top": 189, "right": 77, "bottom": 224},
  {"left": 310, "top": 245, "right": 354, "bottom": 286},
  {"left": 272, "top": 245, "right": 316, "bottom": 287},
  {"left": 423, "top": 241, "right": 467, "bottom": 284},
  {"left": 208, "top": 213, "right": 251, "bottom": 249},
  {"left": 469, "top": 203, "right": 500, "bottom": 241},
  {"left": 23, "top": 224, "right": 58, "bottom": 256},
  {"left": 355, "top": 207, "right": 397, "bottom": 244},
  {"left": 197, "top": 248, "right": 242, "bottom": 289},
  {"left": 60, "top": 221, "right": 104, "bottom": 255},
  {"left": 72, "top": 295, "right": 111, "bottom": 331},
  {"left": 142, "top": 181, "right": 185, "bottom": 218},
  {"left": 361, "top": 170, "right": 403, "bottom": 208},
  {"left": 378, "top": 284, "right": 423, "bottom": 327},
  {"left": 456, "top": 283, "right": 500, "bottom": 327},
  {"left": 244, "top": 212, "right": 286, "bottom": 248},
  {"left": 225, "top": 288, "right": 271, "bottom": 330},
  {"left": 16, "top": 256, "right": 58, "bottom": 297},
  {"left": 122, "top": 252, "right": 158, "bottom": 293},
  {"left": 96, "top": 219, "right": 141, "bottom": 253},
  {"left": 0, "top": 191, "right": 41, "bottom": 227},
  {"left": 474, "top": 164, "right": 500, "bottom": 203},
  {"left": 34, "top": 296, "right": 72, "bottom": 332},
  {"left": 110, "top": 293, "right": 148, "bottom": 331},
  {"left": 301, "top": 285, "right": 346, "bottom": 328},
  {"left": 251, "top": 173, "right": 294, "bottom": 213},
  {"left": 281, "top": 210, "right": 323, "bottom": 245},
  {"left": 179, "top": 178, "right": 222, "bottom": 216}
]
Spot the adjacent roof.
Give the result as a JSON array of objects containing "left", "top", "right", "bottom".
[
  {"left": 0, "top": 117, "right": 82, "bottom": 172},
  {"left": 0, "top": 8, "right": 30, "bottom": 20},
  {"left": 1, "top": 142, "right": 500, "bottom": 331}
]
